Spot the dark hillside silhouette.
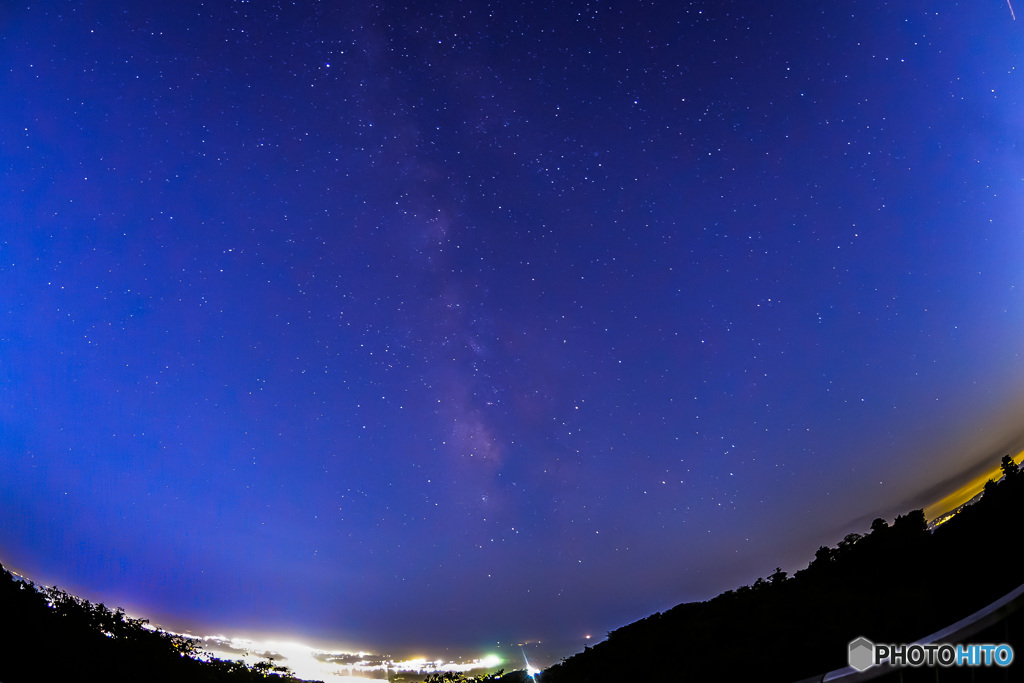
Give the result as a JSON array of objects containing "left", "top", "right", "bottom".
[
  {"left": 0, "top": 566, "right": 315, "bottom": 683},
  {"left": 541, "top": 457, "right": 1024, "bottom": 682}
]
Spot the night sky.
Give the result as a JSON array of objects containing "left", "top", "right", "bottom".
[{"left": 2, "top": 0, "right": 1024, "bottom": 665}]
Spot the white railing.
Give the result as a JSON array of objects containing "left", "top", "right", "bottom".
[{"left": 793, "top": 582, "right": 1024, "bottom": 682}]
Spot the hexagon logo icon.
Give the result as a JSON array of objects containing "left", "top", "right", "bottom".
[{"left": 849, "top": 637, "right": 875, "bottom": 672}]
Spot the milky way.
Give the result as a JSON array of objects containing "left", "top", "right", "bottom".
[{"left": 1, "top": 0, "right": 1023, "bottom": 663}]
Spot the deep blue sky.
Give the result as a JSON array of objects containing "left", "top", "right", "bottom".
[{"left": 2, "top": 0, "right": 1023, "bottom": 663}]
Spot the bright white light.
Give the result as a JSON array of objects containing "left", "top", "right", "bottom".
[
  {"left": 521, "top": 649, "right": 541, "bottom": 681},
  {"left": 191, "top": 632, "right": 507, "bottom": 681}
]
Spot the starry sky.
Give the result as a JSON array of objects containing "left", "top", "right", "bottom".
[{"left": 2, "top": 0, "right": 1024, "bottom": 665}]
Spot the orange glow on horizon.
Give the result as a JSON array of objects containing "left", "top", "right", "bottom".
[{"left": 924, "top": 451, "right": 1024, "bottom": 522}]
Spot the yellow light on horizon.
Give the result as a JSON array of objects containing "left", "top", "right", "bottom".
[{"left": 924, "top": 450, "right": 1024, "bottom": 522}]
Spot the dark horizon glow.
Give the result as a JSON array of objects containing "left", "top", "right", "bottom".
[{"left": 2, "top": 0, "right": 1023, "bottom": 665}]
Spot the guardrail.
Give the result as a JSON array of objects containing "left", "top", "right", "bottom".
[{"left": 793, "top": 582, "right": 1024, "bottom": 682}]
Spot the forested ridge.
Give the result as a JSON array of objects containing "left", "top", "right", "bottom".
[
  {"left": 0, "top": 565, "right": 312, "bottom": 683},
  {"left": 541, "top": 456, "right": 1024, "bottom": 682}
]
